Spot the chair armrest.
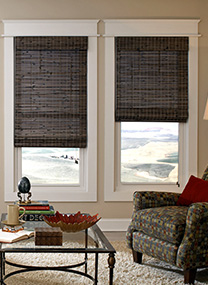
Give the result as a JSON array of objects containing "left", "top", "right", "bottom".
[
  {"left": 126, "top": 223, "right": 135, "bottom": 249},
  {"left": 133, "top": 191, "right": 180, "bottom": 211},
  {"left": 177, "top": 202, "right": 208, "bottom": 270}
]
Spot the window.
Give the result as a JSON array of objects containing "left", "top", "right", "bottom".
[
  {"left": 104, "top": 19, "right": 199, "bottom": 201},
  {"left": 115, "top": 35, "right": 188, "bottom": 187},
  {"left": 14, "top": 36, "right": 87, "bottom": 187},
  {"left": 3, "top": 20, "right": 98, "bottom": 202}
]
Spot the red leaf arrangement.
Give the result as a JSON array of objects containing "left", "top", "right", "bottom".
[{"left": 43, "top": 211, "right": 101, "bottom": 232}]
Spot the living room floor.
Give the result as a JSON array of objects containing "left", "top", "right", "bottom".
[{"left": 104, "top": 231, "right": 126, "bottom": 241}]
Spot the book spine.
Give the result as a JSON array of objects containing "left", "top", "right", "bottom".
[
  {"left": 15, "top": 200, "right": 49, "bottom": 206},
  {"left": 22, "top": 213, "right": 53, "bottom": 222},
  {"left": 19, "top": 210, "right": 55, "bottom": 214},
  {"left": 19, "top": 206, "right": 55, "bottom": 215},
  {"left": 20, "top": 205, "right": 50, "bottom": 210}
]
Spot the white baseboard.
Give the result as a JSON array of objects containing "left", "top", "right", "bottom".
[{"left": 97, "top": 218, "right": 131, "bottom": 231}]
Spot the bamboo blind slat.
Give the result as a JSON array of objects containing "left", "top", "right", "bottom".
[
  {"left": 14, "top": 36, "right": 88, "bottom": 147},
  {"left": 115, "top": 37, "right": 189, "bottom": 122}
]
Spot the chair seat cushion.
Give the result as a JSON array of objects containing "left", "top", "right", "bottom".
[
  {"left": 133, "top": 206, "right": 188, "bottom": 244},
  {"left": 132, "top": 231, "right": 178, "bottom": 265}
]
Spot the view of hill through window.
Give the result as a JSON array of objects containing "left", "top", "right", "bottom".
[
  {"left": 121, "top": 122, "right": 178, "bottom": 183},
  {"left": 22, "top": 148, "right": 80, "bottom": 185},
  {"left": 22, "top": 122, "right": 178, "bottom": 185}
]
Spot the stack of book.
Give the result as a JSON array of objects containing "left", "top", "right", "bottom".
[{"left": 17, "top": 201, "right": 55, "bottom": 222}]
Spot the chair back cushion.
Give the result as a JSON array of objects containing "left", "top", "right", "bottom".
[{"left": 134, "top": 206, "right": 188, "bottom": 244}]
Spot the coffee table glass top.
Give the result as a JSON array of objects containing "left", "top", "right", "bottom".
[{"left": 0, "top": 214, "right": 116, "bottom": 254}]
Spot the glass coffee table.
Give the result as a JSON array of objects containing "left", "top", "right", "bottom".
[{"left": 0, "top": 214, "right": 116, "bottom": 285}]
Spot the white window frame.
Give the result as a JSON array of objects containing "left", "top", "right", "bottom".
[
  {"left": 3, "top": 20, "right": 99, "bottom": 202},
  {"left": 104, "top": 19, "right": 200, "bottom": 201}
]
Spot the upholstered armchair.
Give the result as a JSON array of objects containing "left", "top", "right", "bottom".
[{"left": 126, "top": 170, "right": 208, "bottom": 284}]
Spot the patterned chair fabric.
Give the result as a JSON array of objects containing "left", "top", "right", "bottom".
[
  {"left": 176, "top": 202, "right": 208, "bottom": 269},
  {"left": 133, "top": 206, "right": 188, "bottom": 244},
  {"left": 133, "top": 191, "right": 180, "bottom": 211},
  {"left": 133, "top": 231, "right": 178, "bottom": 266},
  {"left": 126, "top": 192, "right": 181, "bottom": 249},
  {"left": 126, "top": 167, "right": 208, "bottom": 281}
]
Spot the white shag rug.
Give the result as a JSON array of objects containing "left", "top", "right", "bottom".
[{"left": 3, "top": 240, "right": 208, "bottom": 284}]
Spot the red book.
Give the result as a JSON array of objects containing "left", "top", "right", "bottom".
[{"left": 20, "top": 205, "right": 50, "bottom": 211}]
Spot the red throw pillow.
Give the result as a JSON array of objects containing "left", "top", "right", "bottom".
[{"left": 176, "top": 175, "right": 208, "bottom": 206}]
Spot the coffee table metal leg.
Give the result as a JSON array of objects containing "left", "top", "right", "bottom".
[
  {"left": 0, "top": 252, "right": 5, "bottom": 285},
  {"left": 85, "top": 229, "right": 88, "bottom": 274},
  {"left": 94, "top": 252, "right": 98, "bottom": 284},
  {"left": 0, "top": 252, "right": 2, "bottom": 284},
  {"left": 108, "top": 252, "right": 115, "bottom": 285}
]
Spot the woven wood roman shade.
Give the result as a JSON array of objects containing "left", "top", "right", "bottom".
[
  {"left": 115, "top": 37, "right": 189, "bottom": 122},
  {"left": 14, "top": 36, "right": 88, "bottom": 147}
]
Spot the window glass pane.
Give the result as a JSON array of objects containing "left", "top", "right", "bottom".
[
  {"left": 121, "top": 122, "right": 178, "bottom": 183},
  {"left": 22, "top": 148, "right": 79, "bottom": 185}
]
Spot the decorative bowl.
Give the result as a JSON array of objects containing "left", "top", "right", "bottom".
[{"left": 43, "top": 211, "right": 101, "bottom": 232}]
